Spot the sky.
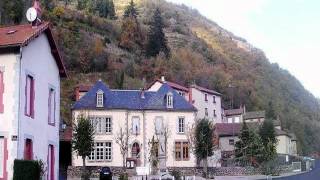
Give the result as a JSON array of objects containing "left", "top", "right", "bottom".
[{"left": 167, "top": 0, "right": 320, "bottom": 97}]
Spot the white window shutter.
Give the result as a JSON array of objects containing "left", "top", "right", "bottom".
[{"left": 176, "top": 119, "right": 179, "bottom": 133}]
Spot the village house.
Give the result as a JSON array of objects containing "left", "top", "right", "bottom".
[
  {"left": 71, "top": 80, "right": 197, "bottom": 169},
  {"left": 214, "top": 121, "right": 298, "bottom": 166},
  {"left": 0, "top": 22, "right": 66, "bottom": 180},
  {"left": 147, "top": 77, "right": 223, "bottom": 123},
  {"left": 224, "top": 106, "right": 265, "bottom": 124}
]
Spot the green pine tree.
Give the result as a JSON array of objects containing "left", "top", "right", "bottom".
[
  {"left": 123, "top": 0, "right": 139, "bottom": 18},
  {"left": 108, "top": 0, "right": 116, "bottom": 19},
  {"left": 146, "top": 8, "right": 170, "bottom": 58},
  {"left": 195, "top": 119, "right": 214, "bottom": 178},
  {"left": 259, "top": 120, "right": 277, "bottom": 161},
  {"left": 96, "top": 0, "right": 109, "bottom": 18}
]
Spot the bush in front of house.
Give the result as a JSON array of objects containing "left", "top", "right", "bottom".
[{"left": 13, "top": 159, "right": 41, "bottom": 180}]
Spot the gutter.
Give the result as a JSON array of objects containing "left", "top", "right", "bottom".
[{"left": 17, "top": 47, "right": 23, "bottom": 158}]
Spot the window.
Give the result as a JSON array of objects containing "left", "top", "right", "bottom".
[
  {"left": 213, "top": 96, "right": 216, "bottom": 103},
  {"left": 177, "top": 117, "right": 185, "bottom": 133},
  {"left": 229, "top": 139, "right": 235, "bottom": 145},
  {"left": 234, "top": 117, "right": 240, "bottom": 123},
  {"left": 24, "top": 139, "right": 33, "bottom": 160},
  {"left": 155, "top": 117, "right": 163, "bottom": 135},
  {"left": 89, "top": 116, "right": 112, "bottom": 134},
  {"left": 175, "top": 141, "right": 189, "bottom": 161},
  {"left": 132, "top": 117, "right": 140, "bottom": 135},
  {"left": 88, "top": 142, "right": 112, "bottom": 161},
  {"left": 214, "top": 110, "right": 217, "bottom": 117},
  {"left": 48, "top": 88, "right": 55, "bottom": 126},
  {"left": 25, "top": 75, "right": 35, "bottom": 118},
  {"left": 47, "top": 145, "right": 55, "bottom": 180},
  {"left": 205, "top": 93, "right": 208, "bottom": 101},
  {"left": 205, "top": 108, "right": 208, "bottom": 117},
  {"left": 96, "top": 90, "right": 104, "bottom": 107},
  {"left": 228, "top": 118, "right": 233, "bottom": 123},
  {"left": 0, "top": 71, "right": 4, "bottom": 113},
  {"left": 166, "top": 93, "right": 173, "bottom": 108},
  {"left": 178, "top": 92, "right": 185, "bottom": 97}
]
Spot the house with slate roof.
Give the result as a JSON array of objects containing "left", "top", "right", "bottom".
[
  {"left": 147, "top": 76, "right": 224, "bottom": 123},
  {"left": 72, "top": 80, "right": 197, "bottom": 169},
  {"left": 0, "top": 22, "right": 66, "bottom": 180}
]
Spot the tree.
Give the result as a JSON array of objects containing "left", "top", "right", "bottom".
[
  {"left": 115, "top": 125, "right": 130, "bottom": 172},
  {"left": 77, "top": 0, "right": 88, "bottom": 10},
  {"left": 235, "top": 122, "right": 264, "bottom": 167},
  {"left": 123, "top": 0, "right": 139, "bottom": 18},
  {"left": 41, "top": 0, "right": 55, "bottom": 11},
  {"left": 72, "top": 115, "right": 94, "bottom": 178},
  {"left": 146, "top": 8, "right": 170, "bottom": 58},
  {"left": 148, "top": 136, "right": 159, "bottom": 175},
  {"left": 195, "top": 119, "right": 214, "bottom": 178},
  {"left": 259, "top": 120, "right": 277, "bottom": 162},
  {"left": 119, "top": 17, "right": 144, "bottom": 51},
  {"left": 96, "top": 0, "right": 109, "bottom": 18},
  {"left": 108, "top": 0, "right": 116, "bottom": 19},
  {"left": 1, "top": 0, "right": 24, "bottom": 25}
]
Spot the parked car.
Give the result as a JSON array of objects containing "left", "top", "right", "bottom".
[{"left": 99, "top": 167, "right": 113, "bottom": 180}]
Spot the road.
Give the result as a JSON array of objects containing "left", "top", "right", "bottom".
[{"left": 271, "top": 160, "right": 320, "bottom": 180}]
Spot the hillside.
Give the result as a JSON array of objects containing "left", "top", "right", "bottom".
[{"left": 1, "top": 0, "right": 320, "bottom": 155}]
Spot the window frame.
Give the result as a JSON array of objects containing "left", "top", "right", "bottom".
[
  {"left": 132, "top": 116, "right": 140, "bottom": 135},
  {"left": 229, "top": 139, "right": 235, "bottom": 145},
  {"left": 166, "top": 92, "right": 173, "bottom": 109},
  {"left": 96, "top": 90, "right": 104, "bottom": 108},
  {"left": 88, "top": 141, "right": 112, "bottom": 162},
  {"left": 205, "top": 108, "right": 208, "bottom": 117},
  {"left": 25, "top": 74, "right": 35, "bottom": 118},
  {"left": 48, "top": 87, "right": 56, "bottom": 126},
  {"left": 205, "top": 93, "right": 208, "bottom": 102},
  {"left": 89, "top": 116, "right": 112, "bottom": 134},
  {"left": 178, "top": 117, "right": 185, "bottom": 134},
  {"left": 213, "top": 96, "right": 216, "bottom": 103},
  {"left": 175, "top": 141, "right": 189, "bottom": 161},
  {"left": 24, "top": 138, "right": 33, "bottom": 160}
]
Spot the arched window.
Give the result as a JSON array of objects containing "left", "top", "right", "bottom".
[
  {"left": 96, "top": 90, "right": 104, "bottom": 107},
  {"left": 132, "top": 142, "right": 140, "bottom": 159},
  {"left": 166, "top": 92, "right": 173, "bottom": 109}
]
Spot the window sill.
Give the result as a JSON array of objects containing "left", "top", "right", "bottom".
[{"left": 48, "top": 122, "right": 55, "bottom": 127}]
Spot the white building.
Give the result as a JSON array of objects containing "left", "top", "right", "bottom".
[
  {"left": 147, "top": 77, "right": 223, "bottom": 123},
  {"left": 72, "top": 81, "right": 197, "bottom": 169},
  {"left": 0, "top": 22, "right": 66, "bottom": 180}
]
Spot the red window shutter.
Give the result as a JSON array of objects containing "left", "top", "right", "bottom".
[
  {"left": 30, "top": 78, "right": 35, "bottom": 118},
  {"left": 24, "top": 76, "right": 28, "bottom": 116},
  {"left": 24, "top": 139, "right": 33, "bottom": 160},
  {"left": 0, "top": 71, "right": 4, "bottom": 113},
  {"left": 47, "top": 145, "right": 55, "bottom": 180}
]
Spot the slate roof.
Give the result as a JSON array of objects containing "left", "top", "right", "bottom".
[
  {"left": 72, "top": 81, "right": 197, "bottom": 111},
  {"left": 0, "top": 22, "right": 67, "bottom": 77},
  {"left": 243, "top": 111, "right": 265, "bottom": 120}
]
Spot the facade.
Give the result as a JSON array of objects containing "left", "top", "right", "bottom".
[
  {"left": 72, "top": 81, "right": 197, "bottom": 169},
  {"left": 0, "top": 22, "right": 66, "bottom": 180},
  {"left": 147, "top": 77, "right": 223, "bottom": 123},
  {"left": 224, "top": 107, "right": 265, "bottom": 124},
  {"left": 224, "top": 108, "right": 244, "bottom": 123}
]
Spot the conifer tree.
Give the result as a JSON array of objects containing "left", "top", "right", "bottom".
[
  {"left": 146, "top": 8, "right": 170, "bottom": 58},
  {"left": 259, "top": 120, "right": 277, "bottom": 161},
  {"left": 108, "top": 0, "right": 116, "bottom": 19},
  {"left": 96, "top": 0, "right": 109, "bottom": 18},
  {"left": 123, "top": 0, "right": 139, "bottom": 18}
]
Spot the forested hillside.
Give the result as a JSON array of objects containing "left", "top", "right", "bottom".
[{"left": 1, "top": 0, "right": 320, "bottom": 155}]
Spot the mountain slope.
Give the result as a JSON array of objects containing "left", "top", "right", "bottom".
[{"left": 8, "top": 0, "right": 318, "bottom": 154}]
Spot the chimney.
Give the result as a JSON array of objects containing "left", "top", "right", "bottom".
[
  {"left": 32, "top": 0, "right": 42, "bottom": 26},
  {"left": 140, "top": 88, "right": 145, "bottom": 99},
  {"left": 161, "top": 76, "right": 166, "bottom": 82}
]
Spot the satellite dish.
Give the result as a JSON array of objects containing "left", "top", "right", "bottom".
[{"left": 26, "top": 7, "right": 37, "bottom": 22}]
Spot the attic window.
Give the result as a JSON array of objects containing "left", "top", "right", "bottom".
[
  {"left": 166, "top": 92, "right": 173, "bottom": 109},
  {"left": 7, "top": 30, "right": 17, "bottom": 35},
  {"left": 96, "top": 90, "right": 104, "bottom": 108}
]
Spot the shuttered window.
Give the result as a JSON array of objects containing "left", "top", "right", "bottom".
[
  {"left": 48, "top": 88, "right": 55, "bottom": 125},
  {"left": 175, "top": 141, "right": 189, "bottom": 161}
]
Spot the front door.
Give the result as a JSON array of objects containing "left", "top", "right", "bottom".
[{"left": 132, "top": 143, "right": 140, "bottom": 166}]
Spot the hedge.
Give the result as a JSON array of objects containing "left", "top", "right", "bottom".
[{"left": 13, "top": 159, "right": 41, "bottom": 180}]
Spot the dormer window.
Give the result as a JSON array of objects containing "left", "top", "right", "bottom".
[
  {"left": 166, "top": 92, "right": 173, "bottom": 109},
  {"left": 96, "top": 90, "right": 104, "bottom": 107}
]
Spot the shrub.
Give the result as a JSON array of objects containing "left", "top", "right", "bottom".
[
  {"left": 170, "top": 169, "right": 181, "bottom": 180},
  {"left": 13, "top": 159, "right": 41, "bottom": 180},
  {"left": 119, "top": 172, "right": 128, "bottom": 180}
]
